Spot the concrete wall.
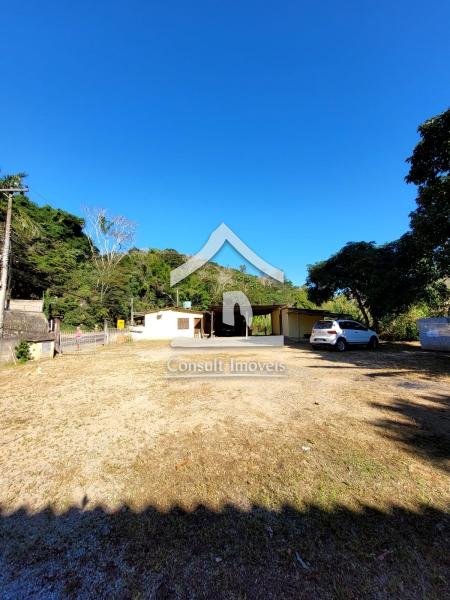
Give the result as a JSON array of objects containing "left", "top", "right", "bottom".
[
  {"left": 8, "top": 299, "right": 44, "bottom": 313},
  {"left": 132, "top": 310, "right": 204, "bottom": 340},
  {"left": 0, "top": 338, "right": 55, "bottom": 364},
  {"left": 0, "top": 338, "right": 18, "bottom": 364}
]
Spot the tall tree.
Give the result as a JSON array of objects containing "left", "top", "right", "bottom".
[
  {"left": 306, "top": 236, "right": 442, "bottom": 330},
  {"left": 83, "top": 207, "right": 136, "bottom": 303},
  {"left": 406, "top": 108, "right": 450, "bottom": 277}
]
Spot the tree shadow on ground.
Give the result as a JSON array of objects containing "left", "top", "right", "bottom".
[
  {"left": 0, "top": 501, "right": 449, "bottom": 599},
  {"left": 370, "top": 390, "right": 450, "bottom": 472},
  {"left": 285, "top": 342, "right": 449, "bottom": 472},
  {"left": 286, "top": 340, "right": 450, "bottom": 381}
]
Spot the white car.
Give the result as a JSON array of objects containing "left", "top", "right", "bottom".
[{"left": 310, "top": 319, "right": 379, "bottom": 352}]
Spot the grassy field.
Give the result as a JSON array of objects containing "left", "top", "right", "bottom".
[{"left": 0, "top": 341, "right": 448, "bottom": 598}]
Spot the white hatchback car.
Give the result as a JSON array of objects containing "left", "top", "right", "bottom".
[{"left": 310, "top": 319, "right": 379, "bottom": 352}]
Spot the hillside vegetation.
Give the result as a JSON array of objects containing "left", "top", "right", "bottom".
[{"left": 1, "top": 189, "right": 319, "bottom": 327}]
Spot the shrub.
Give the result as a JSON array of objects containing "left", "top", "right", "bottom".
[
  {"left": 380, "top": 304, "right": 432, "bottom": 341},
  {"left": 15, "top": 340, "right": 32, "bottom": 363}
]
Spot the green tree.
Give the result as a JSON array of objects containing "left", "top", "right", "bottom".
[
  {"left": 406, "top": 108, "right": 450, "bottom": 277},
  {"left": 306, "top": 236, "right": 443, "bottom": 330},
  {"left": 1, "top": 174, "right": 90, "bottom": 300}
]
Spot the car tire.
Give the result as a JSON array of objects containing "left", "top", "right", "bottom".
[
  {"left": 335, "top": 338, "right": 347, "bottom": 352},
  {"left": 368, "top": 336, "right": 379, "bottom": 350}
]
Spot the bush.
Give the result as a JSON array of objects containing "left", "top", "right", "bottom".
[
  {"left": 322, "top": 295, "right": 364, "bottom": 322},
  {"left": 15, "top": 340, "right": 32, "bottom": 363},
  {"left": 380, "top": 304, "right": 432, "bottom": 341}
]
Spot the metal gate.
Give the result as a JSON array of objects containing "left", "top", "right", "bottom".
[{"left": 59, "top": 328, "right": 130, "bottom": 353}]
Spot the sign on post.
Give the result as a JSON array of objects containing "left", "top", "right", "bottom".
[{"left": 117, "top": 319, "right": 125, "bottom": 330}]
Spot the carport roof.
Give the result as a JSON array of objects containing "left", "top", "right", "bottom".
[
  {"left": 285, "top": 308, "right": 350, "bottom": 316},
  {"left": 140, "top": 305, "right": 351, "bottom": 318},
  {"left": 208, "top": 304, "right": 286, "bottom": 316}
]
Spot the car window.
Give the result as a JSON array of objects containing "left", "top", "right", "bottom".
[
  {"left": 352, "top": 322, "right": 367, "bottom": 331},
  {"left": 313, "top": 321, "right": 333, "bottom": 329},
  {"left": 338, "top": 321, "right": 353, "bottom": 330}
]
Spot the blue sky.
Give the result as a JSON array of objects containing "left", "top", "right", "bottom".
[{"left": 1, "top": 1, "right": 449, "bottom": 284}]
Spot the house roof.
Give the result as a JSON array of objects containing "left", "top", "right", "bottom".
[
  {"left": 2, "top": 309, "right": 55, "bottom": 342},
  {"left": 144, "top": 307, "right": 206, "bottom": 316},
  {"left": 4, "top": 310, "right": 49, "bottom": 335}
]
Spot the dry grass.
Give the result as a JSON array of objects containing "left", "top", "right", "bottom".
[{"left": 0, "top": 341, "right": 449, "bottom": 598}]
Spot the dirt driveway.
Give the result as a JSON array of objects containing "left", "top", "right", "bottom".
[{"left": 0, "top": 341, "right": 449, "bottom": 599}]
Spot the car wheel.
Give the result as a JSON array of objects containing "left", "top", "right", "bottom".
[
  {"left": 368, "top": 336, "right": 379, "bottom": 350},
  {"left": 336, "top": 338, "right": 347, "bottom": 352}
]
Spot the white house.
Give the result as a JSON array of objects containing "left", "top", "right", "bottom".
[{"left": 131, "top": 308, "right": 205, "bottom": 341}]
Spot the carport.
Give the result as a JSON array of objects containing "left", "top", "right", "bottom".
[
  {"left": 281, "top": 308, "right": 351, "bottom": 342},
  {"left": 204, "top": 304, "right": 285, "bottom": 338}
]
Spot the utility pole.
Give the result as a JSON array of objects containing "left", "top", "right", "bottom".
[
  {"left": 176, "top": 288, "right": 179, "bottom": 307},
  {"left": 130, "top": 296, "right": 134, "bottom": 326},
  {"left": 0, "top": 187, "right": 29, "bottom": 337}
]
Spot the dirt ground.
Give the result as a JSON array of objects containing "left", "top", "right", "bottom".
[{"left": 0, "top": 341, "right": 449, "bottom": 599}]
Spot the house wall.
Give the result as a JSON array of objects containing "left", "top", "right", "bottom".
[
  {"left": 289, "top": 313, "right": 300, "bottom": 339},
  {"left": 299, "top": 314, "right": 320, "bottom": 338},
  {"left": 283, "top": 312, "right": 325, "bottom": 341},
  {"left": 133, "top": 310, "right": 204, "bottom": 340},
  {"left": 29, "top": 340, "right": 55, "bottom": 360}
]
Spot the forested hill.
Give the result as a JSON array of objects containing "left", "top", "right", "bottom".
[
  {"left": 1, "top": 192, "right": 317, "bottom": 327},
  {"left": 1, "top": 193, "right": 90, "bottom": 300}
]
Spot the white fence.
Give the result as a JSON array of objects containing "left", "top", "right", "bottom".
[{"left": 59, "top": 327, "right": 131, "bottom": 353}]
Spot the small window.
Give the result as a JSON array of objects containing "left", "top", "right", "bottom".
[
  {"left": 313, "top": 321, "right": 333, "bottom": 329},
  {"left": 177, "top": 318, "right": 189, "bottom": 330}
]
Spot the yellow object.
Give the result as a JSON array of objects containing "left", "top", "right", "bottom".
[{"left": 117, "top": 319, "right": 125, "bottom": 329}]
